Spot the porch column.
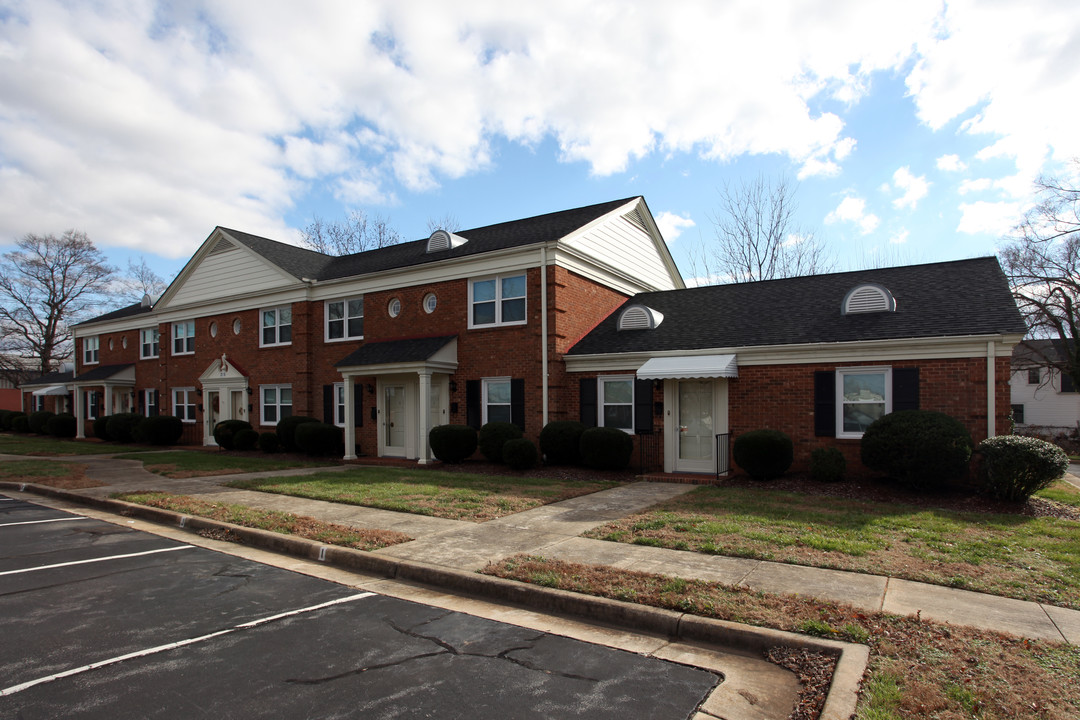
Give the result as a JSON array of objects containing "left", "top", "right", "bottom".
[
  {"left": 103, "top": 383, "right": 113, "bottom": 415},
  {"left": 74, "top": 386, "right": 85, "bottom": 439},
  {"left": 418, "top": 370, "right": 432, "bottom": 465},
  {"left": 343, "top": 374, "right": 356, "bottom": 460}
]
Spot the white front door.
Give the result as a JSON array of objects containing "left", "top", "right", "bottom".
[
  {"left": 675, "top": 380, "right": 715, "bottom": 473},
  {"left": 205, "top": 390, "right": 220, "bottom": 445},
  {"left": 383, "top": 384, "right": 407, "bottom": 457}
]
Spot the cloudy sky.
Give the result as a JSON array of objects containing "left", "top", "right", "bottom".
[{"left": 1, "top": 0, "right": 1078, "bottom": 286}]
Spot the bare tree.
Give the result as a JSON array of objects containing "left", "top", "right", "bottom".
[
  {"left": 426, "top": 211, "right": 462, "bottom": 234},
  {"left": 692, "top": 174, "right": 832, "bottom": 284},
  {"left": 298, "top": 210, "right": 403, "bottom": 255},
  {"left": 0, "top": 230, "right": 115, "bottom": 375},
  {"left": 999, "top": 162, "right": 1080, "bottom": 382},
  {"left": 116, "top": 257, "right": 169, "bottom": 304}
]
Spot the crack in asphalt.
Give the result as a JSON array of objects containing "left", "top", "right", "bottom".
[{"left": 283, "top": 650, "right": 451, "bottom": 685}]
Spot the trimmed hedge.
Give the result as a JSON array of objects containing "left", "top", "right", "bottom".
[
  {"left": 46, "top": 413, "right": 77, "bottom": 438},
  {"left": 539, "top": 421, "right": 586, "bottom": 465},
  {"left": 478, "top": 422, "right": 523, "bottom": 464},
  {"left": 28, "top": 410, "right": 56, "bottom": 434},
  {"left": 503, "top": 438, "right": 538, "bottom": 470},
  {"left": 429, "top": 424, "right": 478, "bottom": 463},
  {"left": 976, "top": 434, "right": 1069, "bottom": 502},
  {"left": 579, "top": 426, "right": 633, "bottom": 471},
  {"left": 861, "top": 410, "right": 972, "bottom": 490},
  {"left": 810, "top": 446, "right": 846, "bottom": 483},
  {"left": 276, "top": 416, "right": 318, "bottom": 452},
  {"left": 214, "top": 419, "right": 253, "bottom": 450},
  {"left": 106, "top": 413, "right": 143, "bottom": 443},
  {"left": 11, "top": 414, "right": 30, "bottom": 433},
  {"left": 0, "top": 409, "right": 15, "bottom": 429},
  {"left": 234, "top": 428, "right": 259, "bottom": 452},
  {"left": 733, "top": 429, "right": 793, "bottom": 480},
  {"left": 258, "top": 432, "right": 280, "bottom": 454},
  {"left": 294, "top": 421, "right": 344, "bottom": 456},
  {"left": 138, "top": 415, "right": 184, "bottom": 446},
  {"left": 92, "top": 416, "right": 111, "bottom": 441}
]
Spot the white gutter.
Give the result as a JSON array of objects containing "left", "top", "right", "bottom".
[
  {"left": 987, "top": 340, "right": 996, "bottom": 438},
  {"left": 540, "top": 246, "right": 549, "bottom": 426}
]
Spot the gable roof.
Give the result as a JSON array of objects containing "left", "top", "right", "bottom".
[
  {"left": 21, "top": 369, "right": 75, "bottom": 388},
  {"left": 1012, "top": 339, "right": 1074, "bottom": 368},
  {"left": 335, "top": 335, "right": 458, "bottom": 368},
  {"left": 74, "top": 301, "right": 153, "bottom": 328},
  {"left": 568, "top": 256, "right": 1026, "bottom": 356}
]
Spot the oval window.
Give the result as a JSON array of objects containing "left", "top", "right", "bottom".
[
  {"left": 209, "top": 321, "right": 218, "bottom": 338},
  {"left": 423, "top": 293, "right": 437, "bottom": 314},
  {"left": 388, "top": 298, "right": 402, "bottom": 318},
  {"left": 233, "top": 318, "right": 242, "bottom": 335}
]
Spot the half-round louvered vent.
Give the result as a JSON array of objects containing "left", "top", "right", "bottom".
[
  {"left": 618, "top": 304, "right": 664, "bottom": 330},
  {"left": 427, "top": 230, "right": 450, "bottom": 252},
  {"left": 842, "top": 284, "right": 895, "bottom": 315}
]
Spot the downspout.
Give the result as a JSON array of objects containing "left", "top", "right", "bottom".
[
  {"left": 540, "top": 246, "right": 549, "bottom": 426},
  {"left": 987, "top": 339, "right": 996, "bottom": 439}
]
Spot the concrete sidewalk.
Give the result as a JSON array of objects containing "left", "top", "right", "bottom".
[{"left": 7, "top": 452, "right": 1080, "bottom": 645}]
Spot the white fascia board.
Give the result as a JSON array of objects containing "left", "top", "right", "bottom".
[
  {"left": 564, "top": 334, "right": 1025, "bottom": 373},
  {"left": 337, "top": 359, "right": 459, "bottom": 376},
  {"left": 552, "top": 247, "right": 664, "bottom": 296}
]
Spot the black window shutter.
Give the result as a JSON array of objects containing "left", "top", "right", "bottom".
[
  {"left": 580, "top": 378, "right": 598, "bottom": 427},
  {"left": 1062, "top": 372, "right": 1076, "bottom": 393},
  {"left": 634, "top": 378, "right": 653, "bottom": 433},
  {"left": 466, "top": 380, "right": 481, "bottom": 429},
  {"left": 137, "top": 390, "right": 145, "bottom": 415},
  {"left": 151, "top": 390, "right": 159, "bottom": 417},
  {"left": 511, "top": 378, "right": 525, "bottom": 431},
  {"left": 322, "top": 385, "right": 333, "bottom": 424},
  {"left": 814, "top": 371, "right": 835, "bottom": 437},
  {"left": 892, "top": 368, "right": 920, "bottom": 411},
  {"left": 354, "top": 383, "right": 363, "bottom": 427}
]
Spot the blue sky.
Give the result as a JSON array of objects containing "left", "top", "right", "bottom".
[{"left": 1, "top": 1, "right": 1078, "bottom": 290}]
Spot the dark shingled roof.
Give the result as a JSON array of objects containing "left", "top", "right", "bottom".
[
  {"left": 222, "top": 228, "right": 335, "bottom": 280},
  {"left": 1012, "top": 339, "right": 1074, "bottom": 367},
  {"left": 75, "top": 301, "right": 153, "bottom": 328},
  {"left": 568, "top": 256, "right": 1025, "bottom": 356},
  {"left": 73, "top": 364, "right": 135, "bottom": 383},
  {"left": 335, "top": 336, "right": 457, "bottom": 368},
  {"left": 21, "top": 370, "right": 74, "bottom": 388}
]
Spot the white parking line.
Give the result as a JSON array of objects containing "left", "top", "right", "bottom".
[
  {"left": 0, "top": 517, "right": 91, "bottom": 528},
  {"left": 0, "top": 545, "right": 195, "bottom": 577},
  {"left": 0, "top": 592, "right": 376, "bottom": 696}
]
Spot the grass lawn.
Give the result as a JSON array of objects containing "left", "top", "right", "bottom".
[
  {"left": 484, "top": 555, "right": 1080, "bottom": 720},
  {"left": 0, "top": 434, "right": 147, "bottom": 456},
  {"left": 113, "top": 491, "right": 411, "bottom": 551},
  {"left": 113, "top": 451, "right": 334, "bottom": 478},
  {"left": 0, "top": 459, "right": 99, "bottom": 488},
  {"left": 228, "top": 467, "right": 618, "bottom": 522},
  {"left": 583, "top": 480, "right": 1080, "bottom": 609}
]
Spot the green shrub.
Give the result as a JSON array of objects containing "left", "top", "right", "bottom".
[
  {"left": 233, "top": 428, "right": 259, "bottom": 452},
  {"left": 733, "top": 429, "right": 793, "bottom": 480},
  {"left": 213, "top": 419, "right": 253, "bottom": 450},
  {"left": 861, "top": 410, "right": 973, "bottom": 490},
  {"left": 539, "top": 421, "right": 586, "bottom": 465},
  {"left": 92, "top": 416, "right": 111, "bottom": 441},
  {"left": 28, "top": 410, "right": 56, "bottom": 434},
  {"left": 0, "top": 409, "right": 14, "bottom": 429},
  {"left": 258, "top": 432, "right": 280, "bottom": 453},
  {"left": 45, "top": 413, "right": 77, "bottom": 438},
  {"left": 138, "top": 415, "right": 184, "bottom": 446},
  {"left": 276, "top": 416, "right": 318, "bottom": 452},
  {"left": 294, "top": 421, "right": 344, "bottom": 456},
  {"left": 810, "top": 446, "right": 846, "bottom": 483},
  {"left": 11, "top": 414, "right": 30, "bottom": 433},
  {"left": 503, "top": 438, "right": 538, "bottom": 470},
  {"left": 478, "top": 422, "right": 523, "bottom": 464},
  {"left": 579, "top": 426, "right": 634, "bottom": 471},
  {"left": 976, "top": 435, "right": 1069, "bottom": 502},
  {"left": 429, "top": 424, "right": 478, "bottom": 463},
  {"left": 106, "top": 413, "right": 143, "bottom": 443}
]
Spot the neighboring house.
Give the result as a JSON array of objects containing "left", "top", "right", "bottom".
[
  {"left": 34, "top": 196, "right": 1025, "bottom": 477},
  {"left": 1009, "top": 339, "right": 1079, "bottom": 433},
  {"left": 18, "top": 368, "right": 75, "bottom": 414}
]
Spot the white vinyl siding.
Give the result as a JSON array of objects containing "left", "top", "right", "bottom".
[
  {"left": 1009, "top": 368, "right": 1080, "bottom": 429},
  {"left": 562, "top": 208, "right": 678, "bottom": 291},
  {"left": 169, "top": 243, "right": 290, "bottom": 306}
]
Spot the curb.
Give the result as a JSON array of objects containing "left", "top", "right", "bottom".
[{"left": 4, "top": 481, "right": 867, "bottom": 720}]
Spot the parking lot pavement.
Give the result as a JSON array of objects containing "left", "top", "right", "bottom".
[{"left": 0, "top": 495, "right": 720, "bottom": 719}]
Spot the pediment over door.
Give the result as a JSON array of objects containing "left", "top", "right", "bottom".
[{"left": 199, "top": 355, "right": 248, "bottom": 386}]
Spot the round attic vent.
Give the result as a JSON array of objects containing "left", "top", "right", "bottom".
[
  {"left": 842, "top": 284, "right": 896, "bottom": 315},
  {"left": 426, "top": 229, "right": 468, "bottom": 253},
  {"left": 618, "top": 304, "right": 664, "bottom": 331}
]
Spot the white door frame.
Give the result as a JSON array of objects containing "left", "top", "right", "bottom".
[
  {"left": 377, "top": 376, "right": 414, "bottom": 458},
  {"left": 663, "top": 378, "right": 729, "bottom": 474}
]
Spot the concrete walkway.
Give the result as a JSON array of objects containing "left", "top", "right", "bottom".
[{"left": 7, "top": 452, "right": 1080, "bottom": 645}]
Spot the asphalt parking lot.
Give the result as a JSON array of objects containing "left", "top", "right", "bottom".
[{"left": 0, "top": 494, "right": 719, "bottom": 719}]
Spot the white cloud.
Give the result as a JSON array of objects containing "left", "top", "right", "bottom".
[
  {"left": 936, "top": 154, "right": 966, "bottom": 172},
  {"left": 891, "top": 166, "right": 929, "bottom": 209},
  {"left": 889, "top": 229, "right": 910, "bottom": 245},
  {"left": 654, "top": 211, "right": 695, "bottom": 243},
  {"left": 956, "top": 201, "right": 1022, "bottom": 236},
  {"left": 958, "top": 178, "right": 992, "bottom": 195},
  {"left": 825, "top": 196, "right": 880, "bottom": 235}
]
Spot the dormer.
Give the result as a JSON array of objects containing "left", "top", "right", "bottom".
[
  {"left": 618, "top": 304, "right": 664, "bottom": 330},
  {"left": 842, "top": 283, "right": 896, "bottom": 315},
  {"left": 426, "top": 229, "right": 468, "bottom": 253}
]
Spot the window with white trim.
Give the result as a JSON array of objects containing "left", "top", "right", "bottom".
[
  {"left": 261, "top": 306, "right": 292, "bottom": 346},
  {"left": 261, "top": 385, "right": 292, "bottom": 425},
  {"left": 836, "top": 367, "right": 892, "bottom": 439},
  {"left": 470, "top": 273, "right": 526, "bottom": 327},
  {"left": 172, "top": 321, "right": 195, "bottom": 355},
  {"left": 1027, "top": 368, "right": 1040, "bottom": 385},
  {"left": 172, "top": 388, "right": 197, "bottom": 423},
  {"left": 140, "top": 328, "right": 159, "bottom": 359},
  {"left": 86, "top": 390, "right": 98, "bottom": 420},
  {"left": 143, "top": 389, "right": 158, "bottom": 417},
  {"left": 32, "top": 395, "right": 45, "bottom": 412},
  {"left": 326, "top": 298, "right": 363, "bottom": 341},
  {"left": 332, "top": 382, "right": 346, "bottom": 427},
  {"left": 599, "top": 376, "right": 634, "bottom": 432},
  {"left": 83, "top": 336, "right": 99, "bottom": 365},
  {"left": 482, "top": 378, "right": 512, "bottom": 424}
]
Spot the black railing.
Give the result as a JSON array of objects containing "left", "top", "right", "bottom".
[
  {"left": 635, "top": 431, "right": 662, "bottom": 474},
  {"left": 715, "top": 433, "right": 731, "bottom": 481}
]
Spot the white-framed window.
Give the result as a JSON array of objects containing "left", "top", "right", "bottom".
[
  {"left": 86, "top": 390, "right": 98, "bottom": 420},
  {"left": 32, "top": 395, "right": 45, "bottom": 412},
  {"left": 261, "top": 306, "right": 292, "bottom": 347},
  {"left": 599, "top": 375, "right": 634, "bottom": 432},
  {"left": 470, "top": 273, "right": 526, "bottom": 328},
  {"left": 836, "top": 367, "right": 892, "bottom": 439},
  {"left": 326, "top": 297, "right": 363, "bottom": 341},
  {"left": 482, "top": 377, "right": 512, "bottom": 424},
  {"left": 423, "top": 292, "right": 437, "bottom": 314},
  {"left": 1027, "top": 368, "right": 1041, "bottom": 385},
  {"left": 261, "top": 385, "right": 292, "bottom": 425},
  {"left": 83, "top": 336, "right": 99, "bottom": 365},
  {"left": 172, "top": 320, "right": 195, "bottom": 355},
  {"left": 143, "top": 389, "right": 158, "bottom": 417},
  {"left": 172, "top": 388, "right": 197, "bottom": 423},
  {"left": 140, "top": 328, "right": 159, "bottom": 359},
  {"left": 332, "top": 382, "right": 346, "bottom": 427}
]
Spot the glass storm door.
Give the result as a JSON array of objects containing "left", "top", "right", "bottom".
[
  {"left": 384, "top": 385, "right": 406, "bottom": 455},
  {"left": 676, "top": 381, "right": 714, "bottom": 473},
  {"left": 205, "top": 390, "right": 220, "bottom": 446}
]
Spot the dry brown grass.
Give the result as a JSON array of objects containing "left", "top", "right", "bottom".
[{"left": 0, "top": 460, "right": 100, "bottom": 489}]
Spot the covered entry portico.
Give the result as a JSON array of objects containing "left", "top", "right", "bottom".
[
  {"left": 636, "top": 354, "right": 737, "bottom": 474},
  {"left": 198, "top": 355, "right": 251, "bottom": 446},
  {"left": 72, "top": 364, "right": 135, "bottom": 439},
  {"left": 335, "top": 336, "right": 457, "bottom": 464}
]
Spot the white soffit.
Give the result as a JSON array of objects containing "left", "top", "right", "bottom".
[{"left": 636, "top": 354, "right": 738, "bottom": 380}]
